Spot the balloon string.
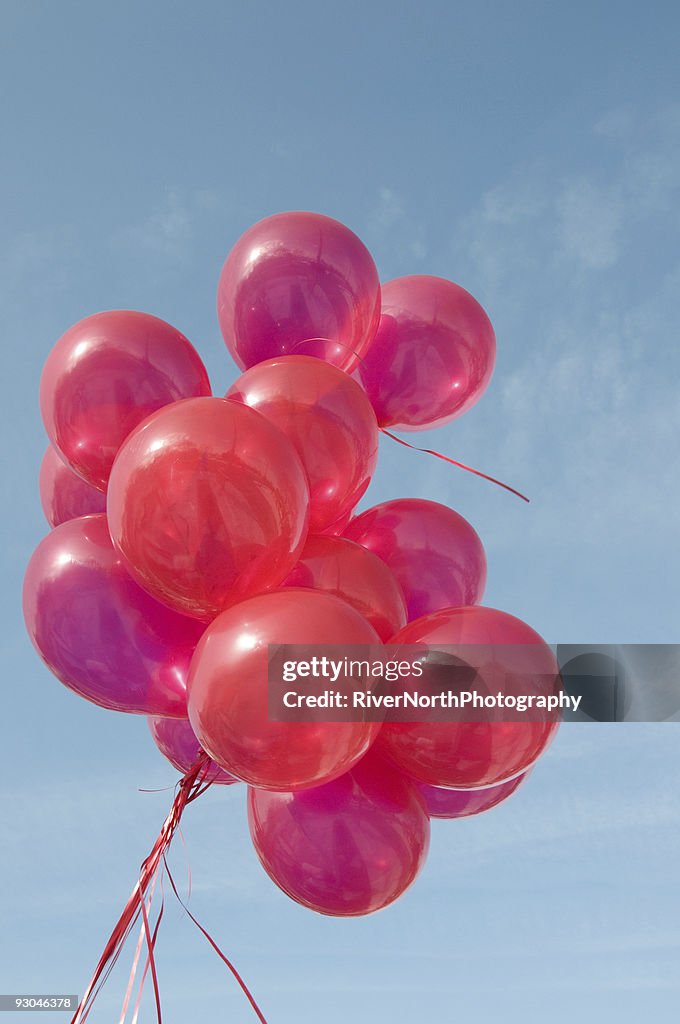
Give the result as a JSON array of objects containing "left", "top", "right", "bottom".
[
  {"left": 163, "top": 857, "right": 270, "bottom": 1024},
  {"left": 380, "top": 429, "right": 530, "bottom": 503}
]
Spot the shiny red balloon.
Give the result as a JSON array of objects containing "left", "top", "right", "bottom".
[
  {"left": 147, "top": 716, "right": 237, "bottom": 785},
  {"left": 375, "top": 606, "right": 560, "bottom": 789},
  {"left": 282, "top": 535, "right": 406, "bottom": 641},
  {"left": 248, "top": 755, "right": 430, "bottom": 916},
  {"left": 418, "top": 771, "right": 529, "bottom": 819},
  {"left": 356, "top": 275, "right": 496, "bottom": 430},
  {"left": 23, "top": 514, "right": 202, "bottom": 715},
  {"left": 187, "top": 589, "right": 380, "bottom": 791},
  {"left": 107, "top": 397, "right": 310, "bottom": 620},
  {"left": 217, "top": 212, "right": 381, "bottom": 373},
  {"left": 344, "top": 498, "right": 486, "bottom": 621},
  {"left": 39, "top": 445, "right": 106, "bottom": 527},
  {"left": 40, "top": 310, "right": 211, "bottom": 490},
  {"left": 226, "top": 356, "right": 378, "bottom": 532}
]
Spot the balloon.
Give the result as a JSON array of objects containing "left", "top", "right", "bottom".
[
  {"left": 22, "top": 514, "right": 203, "bottom": 715},
  {"left": 147, "top": 716, "right": 237, "bottom": 785},
  {"left": 107, "top": 397, "right": 310, "bottom": 620},
  {"left": 282, "top": 535, "right": 406, "bottom": 641},
  {"left": 39, "top": 445, "right": 107, "bottom": 527},
  {"left": 317, "top": 506, "right": 355, "bottom": 536},
  {"left": 418, "top": 771, "right": 529, "bottom": 819},
  {"left": 375, "top": 606, "right": 560, "bottom": 788},
  {"left": 40, "top": 310, "right": 211, "bottom": 490},
  {"left": 187, "top": 589, "right": 380, "bottom": 791},
  {"left": 344, "top": 498, "right": 486, "bottom": 621},
  {"left": 217, "top": 212, "right": 381, "bottom": 373},
  {"left": 356, "top": 275, "right": 496, "bottom": 430},
  {"left": 226, "top": 356, "right": 378, "bottom": 532},
  {"left": 248, "top": 755, "right": 430, "bottom": 916}
]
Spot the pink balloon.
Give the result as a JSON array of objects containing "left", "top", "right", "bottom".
[
  {"left": 147, "top": 716, "right": 238, "bottom": 785},
  {"left": 356, "top": 275, "right": 496, "bottom": 430},
  {"left": 39, "top": 445, "right": 106, "bottom": 527},
  {"left": 107, "top": 397, "right": 310, "bottom": 620},
  {"left": 40, "top": 310, "right": 211, "bottom": 490},
  {"left": 282, "top": 535, "right": 406, "bottom": 641},
  {"left": 226, "top": 356, "right": 378, "bottom": 533},
  {"left": 217, "top": 212, "right": 381, "bottom": 373},
  {"left": 248, "top": 756, "right": 430, "bottom": 916},
  {"left": 418, "top": 771, "right": 529, "bottom": 819},
  {"left": 375, "top": 606, "right": 560, "bottom": 789},
  {"left": 344, "top": 498, "right": 486, "bottom": 621},
  {"left": 23, "top": 514, "right": 203, "bottom": 715},
  {"left": 187, "top": 589, "right": 380, "bottom": 791}
]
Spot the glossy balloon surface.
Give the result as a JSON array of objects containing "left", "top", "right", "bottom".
[
  {"left": 344, "top": 498, "right": 486, "bottom": 621},
  {"left": 248, "top": 756, "right": 430, "bottom": 916},
  {"left": 107, "top": 397, "right": 310, "bottom": 620},
  {"left": 39, "top": 445, "right": 106, "bottom": 527},
  {"left": 217, "top": 212, "right": 381, "bottom": 373},
  {"left": 227, "top": 356, "right": 378, "bottom": 532},
  {"left": 187, "top": 589, "right": 380, "bottom": 791},
  {"left": 418, "top": 771, "right": 528, "bottom": 819},
  {"left": 23, "top": 514, "right": 202, "bottom": 715},
  {"left": 376, "top": 606, "right": 560, "bottom": 788},
  {"left": 40, "top": 310, "right": 211, "bottom": 490},
  {"left": 356, "top": 275, "right": 495, "bottom": 430},
  {"left": 147, "top": 716, "right": 237, "bottom": 785},
  {"left": 282, "top": 535, "right": 406, "bottom": 641}
]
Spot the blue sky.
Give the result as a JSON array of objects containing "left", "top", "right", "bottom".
[{"left": 1, "top": 1, "right": 679, "bottom": 1021}]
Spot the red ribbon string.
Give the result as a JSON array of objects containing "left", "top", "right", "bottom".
[
  {"left": 380, "top": 429, "right": 530, "bottom": 502},
  {"left": 71, "top": 754, "right": 267, "bottom": 1024}
]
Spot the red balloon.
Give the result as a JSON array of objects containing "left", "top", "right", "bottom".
[
  {"left": 226, "top": 356, "right": 378, "bottom": 532},
  {"left": 356, "top": 275, "right": 496, "bottom": 430},
  {"left": 217, "top": 212, "right": 381, "bottom": 373},
  {"left": 375, "top": 606, "right": 560, "bottom": 789},
  {"left": 39, "top": 445, "right": 106, "bottom": 527},
  {"left": 317, "top": 506, "right": 355, "bottom": 536},
  {"left": 248, "top": 755, "right": 430, "bottom": 916},
  {"left": 147, "top": 716, "right": 237, "bottom": 785},
  {"left": 187, "top": 589, "right": 380, "bottom": 791},
  {"left": 107, "top": 397, "right": 310, "bottom": 620},
  {"left": 344, "top": 498, "right": 486, "bottom": 621},
  {"left": 282, "top": 535, "right": 406, "bottom": 641},
  {"left": 23, "top": 514, "right": 202, "bottom": 715},
  {"left": 40, "top": 310, "right": 211, "bottom": 490},
  {"left": 418, "top": 771, "right": 529, "bottom": 819}
]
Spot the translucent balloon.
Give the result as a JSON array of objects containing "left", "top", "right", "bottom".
[
  {"left": 226, "top": 356, "right": 378, "bottom": 532},
  {"left": 418, "top": 771, "right": 529, "bottom": 819},
  {"left": 40, "top": 310, "right": 211, "bottom": 490},
  {"left": 23, "top": 514, "right": 203, "bottom": 715},
  {"left": 107, "top": 397, "right": 310, "bottom": 620},
  {"left": 248, "top": 755, "right": 430, "bottom": 916},
  {"left": 187, "top": 589, "right": 380, "bottom": 791},
  {"left": 375, "top": 606, "right": 560, "bottom": 788},
  {"left": 39, "top": 445, "right": 106, "bottom": 527},
  {"left": 217, "top": 212, "right": 381, "bottom": 373},
  {"left": 282, "top": 535, "right": 406, "bottom": 641},
  {"left": 147, "top": 716, "right": 238, "bottom": 785},
  {"left": 356, "top": 275, "right": 495, "bottom": 430},
  {"left": 344, "top": 498, "right": 486, "bottom": 621}
]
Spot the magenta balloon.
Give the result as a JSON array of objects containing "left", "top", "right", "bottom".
[
  {"left": 248, "top": 757, "right": 430, "bottom": 916},
  {"left": 418, "top": 772, "right": 529, "bottom": 820},
  {"left": 217, "top": 212, "right": 381, "bottom": 373},
  {"left": 356, "top": 275, "right": 496, "bottom": 431},
  {"left": 344, "top": 498, "right": 486, "bottom": 621},
  {"left": 23, "top": 514, "right": 203, "bottom": 715},
  {"left": 147, "top": 716, "right": 237, "bottom": 785},
  {"left": 40, "top": 310, "right": 211, "bottom": 490},
  {"left": 39, "top": 445, "right": 107, "bottom": 527}
]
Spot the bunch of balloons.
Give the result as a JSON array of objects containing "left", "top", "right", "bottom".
[{"left": 24, "top": 211, "right": 559, "bottom": 918}]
